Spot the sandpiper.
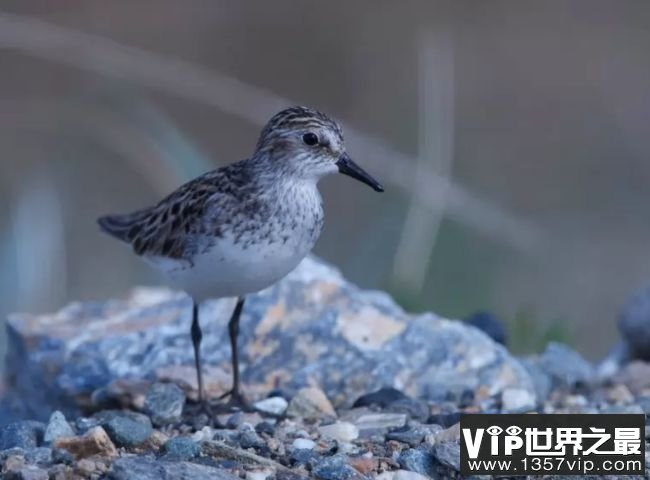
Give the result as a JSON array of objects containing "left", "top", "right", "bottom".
[{"left": 98, "top": 106, "right": 383, "bottom": 409}]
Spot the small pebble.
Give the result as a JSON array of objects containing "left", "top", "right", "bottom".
[
  {"left": 161, "top": 436, "right": 200, "bottom": 461},
  {"left": 17, "top": 466, "right": 49, "bottom": 480},
  {"left": 53, "top": 426, "right": 117, "bottom": 460},
  {"left": 318, "top": 422, "right": 359, "bottom": 443},
  {"left": 143, "top": 382, "right": 186, "bottom": 427},
  {"left": 313, "top": 454, "right": 365, "bottom": 480},
  {"left": 397, "top": 448, "right": 436, "bottom": 478},
  {"left": 102, "top": 414, "right": 153, "bottom": 447},
  {"left": 287, "top": 387, "right": 336, "bottom": 419},
  {"left": 253, "top": 396, "right": 288, "bottom": 416},
  {"left": 44, "top": 411, "right": 75, "bottom": 444},
  {"left": 291, "top": 437, "right": 316, "bottom": 450},
  {"left": 501, "top": 387, "right": 536, "bottom": 413}
]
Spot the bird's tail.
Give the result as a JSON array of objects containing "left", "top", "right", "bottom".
[{"left": 97, "top": 211, "right": 148, "bottom": 243}]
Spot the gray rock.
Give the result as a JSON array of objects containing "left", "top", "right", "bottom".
[
  {"left": 5, "top": 257, "right": 534, "bottom": 417},
  {"left": 16, "top": 466, "right": 49, "bottom": 480},
  {"left": 51, "top": 447, "right": 74, "bottom": 465},
  {"left": 160, "top": 436, "right": 200, "bottom": 461},
  {"left": 43, "top": 411, "right": 74, "bottom": 444},
  {"left": 24, "top": 447, "right": 52, "bottom": 466},
  {"left": 143, "top": 382, "right": 186, "bottom": 427},
  {"left": 501, "top": 387, "right": 536, "bottom": 413},
  {"left": 386, "top": 426, "right": 428, "bottom": 447},
  {"left": 108, "top": 455, "right": 239, "bottom": 480},
  {"left": 536, "top": 342, "right": 595, "bottom": 389},
  {"left": 312, "top": 454, "right": 365, "bottom": 480},
  {"left": 0, "top": 421, "right": 44, "bottom": 450},
  {"left": 434, "top": 441, "right": 461, "bottom": 471},
  {"left": 99, "top": 412, "right": 153, "bottom": 447},
  {"left": 520, "top": 357, "right": 552, "bottom": 402},
  {"left": 397, "top": 448, "right": 436, "bottom": 478},
  {"left": 253, "top": 396, "right": 288, "bottom": 416},
  {"left": 352, "top": 388, "right": 428, "bottom": 422},
  {"left": 619, "top": 284, "right": 650, "bottom": 361},
  {"left": 238, "top": 424, "right": 266, "bottom": 449}
]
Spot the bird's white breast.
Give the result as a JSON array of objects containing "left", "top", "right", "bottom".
[{"left": 146, "top": 182, "right": 324, "bottom": 302}]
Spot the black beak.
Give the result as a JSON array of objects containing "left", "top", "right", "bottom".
[{"left": 336, "top": 153, "right": 384, "bottom": 192}]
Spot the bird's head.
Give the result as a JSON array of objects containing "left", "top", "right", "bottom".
[{"left": 255, "top": 106, "right": 384, "bottom": 192}]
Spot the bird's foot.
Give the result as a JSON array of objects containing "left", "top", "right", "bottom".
[{"left": 217, "top": 388, "right": 253, "bottom": 412}]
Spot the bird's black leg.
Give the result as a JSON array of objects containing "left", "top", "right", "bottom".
[
  {"left": 218, "top": 296, "right": 248, "bottom": 409},
  {"left": 191, "top": 302, "right": 207, "bottom": 408}
]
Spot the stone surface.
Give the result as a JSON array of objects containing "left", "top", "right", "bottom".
[
  {"left": 287, "top": 387, "right": 336, "bottom": 419},
  {"left": 535, "top": 342, "right": 595, "bottom": 389},
  {"left": 4, "top": 257, "right": 534, "bottom": 419},
  {"left": 501, "top": 387, "right": 536, "bottom": 412},
  {"left": 102, "top": 413, "right": 153, "bottom": 447},
  {"left": 108, "top": 456, "right": 239, "bottom": 480},
  {"left": 397, "top": 448, "right": 436, "bottom": 478},
  {"left": 312, "top": 454, "right": 365, "bottom": 480},
  {"left": 619, "top": 284, "right": 650, "bottom": 361},
  {"left": 253, "top": 396, "right": 288, "bottom": 416},
  {"left": 43, "top": 411, "right": 74, "bottom": 444},
  {"left": 0, "top": 421, "right": 43, "bottom": 450},
  {"left": 143, "top": 382, "right": 185, "bottom": 427},
  {"left": 160, "top": 436, "right": 200, "bottom": 461},
  {"left": 318, "top": 422, "right": 359, "bottom": 443},
  {"left": 53, "top": 426, "right": 117, "bottom": 459}
]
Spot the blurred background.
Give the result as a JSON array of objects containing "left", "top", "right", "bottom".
[{"left": 1, "top": 1, "right": 649, "bottom": 365}]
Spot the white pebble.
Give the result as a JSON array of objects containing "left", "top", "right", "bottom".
[{"left": 291, "top": 438, "right": 316, "bottom": 450}]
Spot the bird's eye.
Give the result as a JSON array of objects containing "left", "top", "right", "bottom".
[{"left": 302, "top": 132, "right": 319, "bottom": 146}]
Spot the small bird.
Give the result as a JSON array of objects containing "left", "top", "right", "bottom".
[{"left": 98, "top": 106, "right": 383, "bottom": 410}]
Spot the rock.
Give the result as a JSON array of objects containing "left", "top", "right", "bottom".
[
  {"left": 347, "top": 411, "right": 407, "bottom": 433},
  {"left": 386, "top": 426, "right": 431, "bottom": 447},
  {"left": 619, "top": 284, "right": 650, "bottom": 361},
  {"left": 238, "top": 424, "right": 266, "bottom": 449},
  {"left": 160, "top": 436, "right": 200, "bottom": 461},
  {"left": 255, "top": 422, "right": 275, "bottom": 436},
  {"left": 352, "top": 387, "right": 408, "bottom": 408},
  {"left": 5, "top": 257, "right": 534, "bottom": 417},
  {"left": 43, "top": 411, "right": 74, "bottom": 444},
  {"left": 520, "top": 357, "right": 552, "bottom": 402},
  {"left": 51, "top": 448, "right": 74, "bottom": 465},
  {"left": 536, "top": 342, "right": 595, "bottom": 389},
  {"left": 391, "top": 471, "right": 430, "bottom": 480},
  {"left": 312, "top": 454, "right": 365, "bottom": 480},
  {"left": 619, "top": 361, "right": 650, "bottom": 395},
  {"left": 290, "top": 445, "right": 320, "bottom": 468},
  {"left": 53, "top": 426, "right": 117, "bottom": 459},
  {"left": 24, "top": 447, "right": 52, "bottom": 466},
  {"left": 353, "top": 388, "right": 429, "bottom": 422},
  {"left": 0, "top": 421, "right": 44, "bottom": 450},
  {"left": 143, "top": 382, "right": 185, "bottom": 427},
  {"left": 291, "top": 438, "right": 316, "bottom": 450},
  {"left": 108, "top": 456, "right": 239, "bottom": 480},
  {"left": 246, "top": 469, "right": 275, "bottom": 480},
  {"left": 100, "top": 412, "right": 153, "bottom": 447},
  {"left": 2, "top": 454, "right": 25, "bottom": 474},
  {"left": 435, "top": 423, "right": 460, "bottom": 444},
  {"left": 501, "top": 387, "right": 536, "bottom": 412},
  {"left": 434, "top": 441, "right": 461, "bottom": 471},
  {"left": 318, "top": 422, "right": 359, "bottom": 443},
  {"left": 287, "top": 387, "right": 336, "bottom": 419},
  {"left": 16, "top": 466, "right": 49, "bottom": 480},
  {"left": 253, "top": 396, "right": 288, "bottom": 416},
  {"left": 427, "top": 412, "right": 461, "bottom": 428},
  {"left": 464, "top": 311, "right": 508, "bottom": 345},
  {"left": 397, "top": 448, "right": 436, "bottom": 478}
]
